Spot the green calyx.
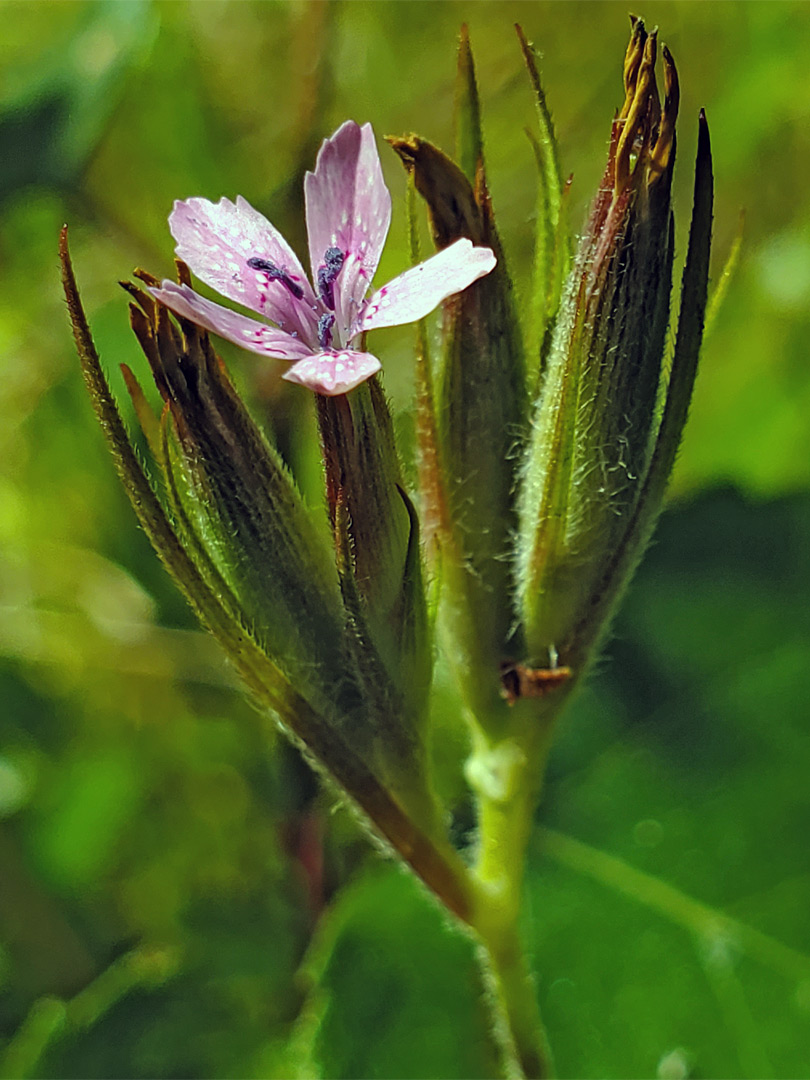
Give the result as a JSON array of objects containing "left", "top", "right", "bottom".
[{"left": 315, "top": 380, "right": 435, "bottom": 823}]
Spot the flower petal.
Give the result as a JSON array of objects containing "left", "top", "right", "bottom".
[
  {"left": 151, "top": 282, "right": 313, "bottom": 361},
  {"left": 282, "top": 349, "right": 381, "bottom": 396},
  {"left": 357, "top": 239, "right": 497, "bottom": 333},
  {"left": 170, "top": 196, "right": 319, "bottom": 347},
  {"left": 304, "top": 121, "right": 392, "bottom": 332}
]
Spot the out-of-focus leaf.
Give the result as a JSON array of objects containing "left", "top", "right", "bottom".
[
  {"left": 293, "top": 866, "right": 500, "bottom": 1080},
  {"left": 0, "top": 0, "right": 155, "bottom": 199},
  {"left": 526, "top": 488, "right": 810, "bottom": 1078},
  {"left": 30, "top": 751, "right": 143, "bottom": 890}
]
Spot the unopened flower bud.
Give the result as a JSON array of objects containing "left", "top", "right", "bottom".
[
  {"left": 390, "top": 35, "right": 526, "bottom": 721},
  {"left": 315, "top": 379, "right": 433, "bottom": 766},
  {"left": 122, "top": 268, "right": 350, "bottom": 716},
  {"left": 517, "top": 20, "right": 713, "bottom": 670}
]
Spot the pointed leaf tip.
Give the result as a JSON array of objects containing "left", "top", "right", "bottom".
[
  {"left": 455, "top": 20, "right": 484, "bottom": 183},
  {"left": 517, "top": 21, "right": 567, "bottom": 370}
]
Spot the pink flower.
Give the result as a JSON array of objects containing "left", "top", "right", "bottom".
[{"left": 152, "top": 121, "right": 497, "bottom": 396}]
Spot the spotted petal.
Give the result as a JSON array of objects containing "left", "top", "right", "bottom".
[
  {"left": 151, "top": 282, "right": 313, "bottom": 361},
  {"left": 357, "top": 239, "right": 497, "bottom": 333},
  {"left": 170, "top": 197, "right": 319, "bottom": 347},
  {"left": 282, "top": 349, "right": 381, "bottom": 396},
  {"left": 304, "top": 121, "right": 392, "bottom": 334}
]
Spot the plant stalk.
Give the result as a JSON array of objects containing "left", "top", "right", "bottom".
[{"left": 466, "top": 706, "right": 561, "bottom": 1079}]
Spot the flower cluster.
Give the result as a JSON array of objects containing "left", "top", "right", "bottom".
[{"left": 62, "top": 22, "right": 714, "bottom": 1077}]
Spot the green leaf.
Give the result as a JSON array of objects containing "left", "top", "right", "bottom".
[
  {"left": 704, "top": 209, "right": 744, "bottom": 338},
  {"left": 454, "top": 25, "right": 484, "bottom": 185},
  {"left": 60, "top": 228, "right": 243, "bottom": 658},
  {"left": 516, "top": 24, "right": 569, "bottom": 372},
  {"left": 644, "top": 111, "right": 715, "bottom": 517},
  {"left": 293, "top": 866, "right": 500, "bottom": 1080}
]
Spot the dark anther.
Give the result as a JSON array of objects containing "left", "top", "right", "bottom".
[
  {"left": 317, "top": 247, "right": 345, "bottom": 310},
  {"left": 247, "top": 256, "right": 304, "bottom": 300},
  {"left": 317, "top": 312, "right": 335, "bottom": 350}
]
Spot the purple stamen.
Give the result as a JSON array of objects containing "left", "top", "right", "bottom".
[
  {"left": 317, "top": 312, "right": 335, "bottom": 349},
  {"left": 317, "top": 247, "right": 345, "bottom": 310},
  {"left": 247, "top": 256, "right": 304, "bottom": 300}
]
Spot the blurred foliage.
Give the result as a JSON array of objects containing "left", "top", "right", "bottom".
[{"left": 1, "top": 1, "right": 809, "bottom": 1077}]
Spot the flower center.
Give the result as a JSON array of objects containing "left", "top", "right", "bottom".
[
  {"left": 246, "top": 257, "right": 304, "bottom": 300},
  {"left": 317, "top": 247, "right": 345, "bottom": 311},
  {"left": 317, "top": 312, "right": 335, "bottom": 350}
]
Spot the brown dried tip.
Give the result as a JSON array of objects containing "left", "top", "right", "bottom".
[
  {"left": 386, "top": 134, "right": 484, "bottom": 246},
  {"left": 119, "top": 278, "right": 156, "bottom": 319},
  {"left": 614, "top": 22, "right": 678, "bottom": 196},
  {"left": 648, "top": 43, "right": 680, "bottom": 182},
  {"left": 175, "top": 259, "right": 193, "bottom": 288},
  {"left": 622, "top": 16, "right": 648, "bottom": 113}
]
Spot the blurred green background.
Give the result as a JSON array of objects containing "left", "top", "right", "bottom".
[{"left": 1, "top": 2, "right": 809, "bottom": 1077}]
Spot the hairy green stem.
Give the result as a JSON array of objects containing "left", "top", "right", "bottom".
[
  {"left": 476, "top": 926, "right": 552, "bottom": 1080},
  {"left": 466, "top": 710, "right": 560, "bottom": 1078}
]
